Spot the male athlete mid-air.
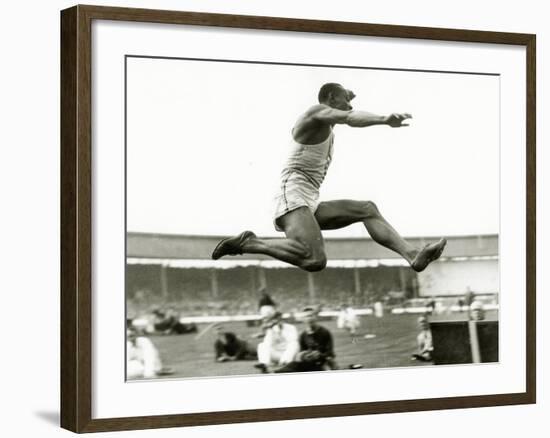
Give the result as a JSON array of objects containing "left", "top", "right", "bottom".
[{"left": 212, "top": 83, "right": 446, "bottom": 272}]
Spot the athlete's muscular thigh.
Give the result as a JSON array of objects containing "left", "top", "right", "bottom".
[
  {"left": 278, "top": 206, "right": 325, "bottom": 258},
  {"left": 315, "top": 200, "right": 370, "bottom": 230}
]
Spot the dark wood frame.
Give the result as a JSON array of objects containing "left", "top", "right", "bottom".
[{"left": 61, "top": 4, "right": 536, "bottom": 433}]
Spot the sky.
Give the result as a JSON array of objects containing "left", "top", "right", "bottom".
[{"left": 126, "top": 56, "right": 500, "bottom": 238}]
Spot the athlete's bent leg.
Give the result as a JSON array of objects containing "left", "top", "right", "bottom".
[
  {"left": 315, "top": 200, "right": 445, "bottom": 272},
  {"left": 211, "top": 207, "right": 327, "bottom": 272}
]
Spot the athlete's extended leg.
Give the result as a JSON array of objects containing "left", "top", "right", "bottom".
[
  {"left": 212, "top": 207, "right": 327, "bottom": 272},
  {"left": 315, "top": 200, "right": 446, "bottom": 272}
]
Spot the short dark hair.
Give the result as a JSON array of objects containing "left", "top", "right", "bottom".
[{"left": 318, "top": 83, "right": 342, "bottom": 104}]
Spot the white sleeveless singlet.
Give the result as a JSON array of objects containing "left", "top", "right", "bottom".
[{"left": 273, "top": 132, "right": 334, "bottom": 230}]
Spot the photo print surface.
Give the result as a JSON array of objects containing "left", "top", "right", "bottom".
[{"left": 125, "top": 56, "right": 500, "bottom": 380}]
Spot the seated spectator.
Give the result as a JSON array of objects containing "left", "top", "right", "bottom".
[
  {"left": 255, "top": 312, "right": 299, "bottom": 373},
  {"left": 411, "top": 316, "right": 433, "bottom": 362},
  {"left": 214, "top": 324, "right": 257, "bottom": 362},
  {"left": 126, "top": 326, "right": 173, "bottom": 379},
  {"left": 153, "top": 308, "right": 198, "bottom": 335},
  {"left": 276, "top": 306, "right": 337, "bottom": 373}
]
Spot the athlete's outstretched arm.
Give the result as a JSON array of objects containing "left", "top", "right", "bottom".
[{"left": 313, "top": 105, "right": 412, "bottom": 128}]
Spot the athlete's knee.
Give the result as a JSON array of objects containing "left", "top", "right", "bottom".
[
  {"left": 361, "top": 200, "right": 380, "bottom": 218},
  {"left": 301, "top": 254, "right": 327, "bottom": 272},
  {"left": 291, "top": 237, "right": 326, "bottom": 271}
]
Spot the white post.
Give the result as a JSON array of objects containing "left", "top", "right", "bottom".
[
  {"left": 353, "top": 268, "right": 361, "bottom": 299},
  {"left": 210, "top": 269, "right": 219, "bottom": 299},
  {"left": 159, "top": 264, "right": 168, "bottom": 299},
  {"left": 307, "top": 273, "right": 316, "bottom": 302},
  {"left": 468, "top": 321, "right": 481, "bottom": 363}
]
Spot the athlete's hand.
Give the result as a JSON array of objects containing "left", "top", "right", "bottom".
[{"left": 384, "top": 113, "right": 412, "bottom": 128}]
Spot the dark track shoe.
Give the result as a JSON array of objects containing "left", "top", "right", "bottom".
[
  {"left": 211, "top": 231, "right": 256, "bottom": 260},
  {"left": 411, "top": 238, "right": 447, "bottom": 272}
]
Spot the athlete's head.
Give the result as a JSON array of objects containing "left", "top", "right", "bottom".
[{"left": 318, "top": 83, "right": 355, "bottom": 110}]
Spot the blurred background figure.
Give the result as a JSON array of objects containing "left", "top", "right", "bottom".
[
  {"left": 126, "top": 325, "right": 173, "bottom": 378},
  {"left": 214, "top": 324, "right": 257, "bottom": 362},
  {"left": 255, "top": 312, "right": 299, "bottom": 373},
  {"left": 425, "top": 298, "right": 436, "bottom": 315},
  {"left": 464, "top": 286, "right": 475, "bottom": 308},
  {"left": 277, "top": 306, "right": 337, "bottom": 372},
  {"left": 469, "top": 300, "right": 486, "bottom": 321},
  {"left": 411, "top": 316, "right": 433, "bottom": 362},
  {"left": 130, "top": 310, "right": 156, "bottom": 334},
  {"left": 373, "top": 301, "right": 384, "bottom": 318},
  {"left": 152, "top": 308, "right": 197, "bottom": 335},
  {"left": 258, "top": 288, "right": 277, "bottom": 319},
  {"left": 336, "top": 304, "right": 360, "bottom": 336}
]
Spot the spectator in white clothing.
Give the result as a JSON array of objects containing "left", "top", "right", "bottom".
[
  {"left": 411, "top": 316, "right": 434, "bottom": 362},
  {"left": 126, "top": 327, "right": 173, "bottom": 379},
  {"left": 337, "top": 304, "right": 360, "bottom": 335},
  {"left": 255, "top": 311, "right": 299, "bottom": 373}
]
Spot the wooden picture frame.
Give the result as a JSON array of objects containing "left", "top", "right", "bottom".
[{"left": 61, "top": 4, "right": 536, "bottom": 433}]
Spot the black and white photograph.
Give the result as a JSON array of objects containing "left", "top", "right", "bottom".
[
  {"left": 1, "top": 0, "right": 543, "bottom": 435},
  {"left": 125, "top": 56, "right": 500, "bottom": 381}
]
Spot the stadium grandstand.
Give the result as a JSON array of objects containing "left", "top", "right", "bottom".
[{"left": 126, "top": 232, "right": 498, "bottom": 321}]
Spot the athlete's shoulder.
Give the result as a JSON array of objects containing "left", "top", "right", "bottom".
[{"left": 305, "top": 104, "right": 330, "bottom": 117}]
